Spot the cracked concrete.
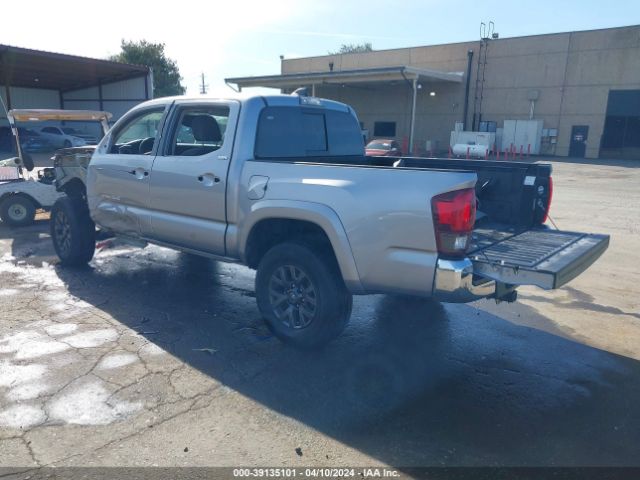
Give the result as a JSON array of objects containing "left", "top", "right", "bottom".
[{"left": 0, "top": 159, "right": 639, "bottom": 468}]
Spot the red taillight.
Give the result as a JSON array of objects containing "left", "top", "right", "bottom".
[
  {"left": 542, "top": 176, "right": 553, "bottom": 224},
  {"left": 431, "top": 188, "right": 476, "bottom": 258}
]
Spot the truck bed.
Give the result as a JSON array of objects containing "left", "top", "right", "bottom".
[
  {"left": 367, "top": 155, "right": 607, "bottom": 290},
  {"left": 384, "top": 156, "right": 552, "bottom": 227}
]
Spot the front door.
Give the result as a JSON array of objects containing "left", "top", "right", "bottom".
[
  {"left": 569, "top": 125, "right": 589, "bottom": 158},
  {"left": 147, "top": 100, "right": 238, "bottom": 255},
  {"left": 87, "top": 106, "right": 167, "bottom": 237}
]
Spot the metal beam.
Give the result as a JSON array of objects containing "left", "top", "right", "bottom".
[{"left": 409, "top": 77, "right": 418, "bottom": 155}]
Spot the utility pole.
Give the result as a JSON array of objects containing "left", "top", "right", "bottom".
[{"left": 199, "top": 73, "right": 208, "bottom": 95}]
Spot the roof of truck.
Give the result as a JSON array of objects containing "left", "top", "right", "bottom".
[{"left": 128, "top": 94, "right": 353, "bottom": 113}]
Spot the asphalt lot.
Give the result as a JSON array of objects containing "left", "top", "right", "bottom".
[{"left": 0, "top": 158, "right": 639, "bottom": 469}]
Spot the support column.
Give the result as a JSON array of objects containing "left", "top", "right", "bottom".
[
  {"left": 98, "top": 82, "right": 104, "bottom": 111},
  {"left": 3, "top": 83, "right": 9, "bottom": 110},
  {"left": 409, "top": 77, "right": 418, "bottom": 155}
]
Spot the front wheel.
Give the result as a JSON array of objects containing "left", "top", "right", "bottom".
[
  {"left": 50, "top": 196, "right": 96, "bottom": 266},
  {"left": 255, "top": 242, "right": 352, "bottom": 349},
  {"left": 0, "top": 195, "right": 36, "bottom": 227}
]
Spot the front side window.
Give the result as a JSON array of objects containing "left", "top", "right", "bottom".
[
  {"left": 111, "top": 109, "right": 164, "bottom": 155},
  {"left": 168, "top": 106, "right": 229, "bottom": 156}
]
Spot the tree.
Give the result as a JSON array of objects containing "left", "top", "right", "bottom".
[
  {"left": 328, "top": 42, "right": 373, "bottom": 55},
  {"left": 110, "top": 40, "right": 185, "bottom": 97}
]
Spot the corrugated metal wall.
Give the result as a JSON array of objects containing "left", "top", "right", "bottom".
[
  {"left": 1, "top": 86, "right": 60, "bottom": 122},
  {"left": 1, "top": 75, "right": 149, "bottom": 123},
  {"left": 62, "top": 76, "right": 150, "bottom": 121}
]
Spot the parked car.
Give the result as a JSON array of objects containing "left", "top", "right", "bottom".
[
  {"left": 18, "top": 128, "right": 54, "bottom": 153},
  {"left": 0, "top": 127, "right": 15, "bottom": 153},
  {"left": 39, "top": 126, "right": 88, "bottom": 148},
  {"left": 365, "top": 139, "right": 402, "bottom": 156},
  {"left": 59, "top": 126, "right": 99, "bottom": 145},
  {"left": 46, "top": 94, "right": 608, "bottom": 349},
  {"left": 0, "top": 127, "right": 53, "bottom": 153}
]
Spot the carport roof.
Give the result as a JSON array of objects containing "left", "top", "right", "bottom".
[
  {"left": 225, "top": 66, "right": 464, "bottom": 90},
  {"left": 0, "top": 44, "right": 150, "bottom": 92}
]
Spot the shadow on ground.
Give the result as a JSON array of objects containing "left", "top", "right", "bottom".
[{"left": 28, "top": 242, "right": 638, "bottom": 468}]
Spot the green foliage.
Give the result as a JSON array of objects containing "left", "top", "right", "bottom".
[
  {"left": 110, "top": 40, "right": 185, "bottom": 97},
  {"left": 328, "top": 42, "right": 373, "bottom": 55}
]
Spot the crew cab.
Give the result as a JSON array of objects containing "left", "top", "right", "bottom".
[{"left": 45, "top": 94, "right": 609, "bottom": 348}]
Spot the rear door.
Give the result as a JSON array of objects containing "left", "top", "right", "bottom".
[
  {"left": 88, "top": 106, "right": 168, "bottom": 237},
  {"left": 147, "top": 99, "right": 239, "bottom": 255},
  {"left": 569, "top": 125, "right": 589, "bottom": 158},
  {"left": 469, "top": 226, "right": 609, "bottom": 289}
]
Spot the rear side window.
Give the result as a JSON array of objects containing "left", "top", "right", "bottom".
[
  {"left": 326, "top": 109, "right": 364, "bottom": 155},
  {"left": 255, "top": 106, "right": 363, "bottom": 159}
]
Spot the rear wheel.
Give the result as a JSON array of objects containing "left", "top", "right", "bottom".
[
  {"left": 0, "top": 195, "right": 36, "bottom": 227},
  {"left": 63, "top": 140, "right": 72, "bottom": 148},
  {"left": 255, "top": 242, "right": 352, "bottom": 349},
  {"left": 50, "top": 196, "right": 96, "bottom": 266}
]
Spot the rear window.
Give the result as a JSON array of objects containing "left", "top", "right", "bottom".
[{"left": 254, "top": 106, "right": 363, "bottom": 159}]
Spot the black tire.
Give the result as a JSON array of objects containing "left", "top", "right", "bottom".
[
  {"left": 255, "top": 242, "right": 352, "bottom": 349},
  {"left": 63, "top": 140, "right": 72, "bottom": 148},
  {"left": 50, "top": 196, "right": 96, "bottom": 266},
  {"left": 0, "top": 195, "right": 36, "bottom": 227}
]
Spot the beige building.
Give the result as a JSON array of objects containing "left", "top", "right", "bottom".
[{"left": 227, "top": 25, "right": 640, "bottom": 159}]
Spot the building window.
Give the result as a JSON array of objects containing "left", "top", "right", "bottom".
[{"left": 374, "top": 121, "right": 396, "bottom": 137}]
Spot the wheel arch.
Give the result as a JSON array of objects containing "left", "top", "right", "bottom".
[
  {"left": 58, "top": 178, "right": 87, "bottom": 201},
  {"left": 239, "top": 200, "right": 364, "bottom": 294},
  {"left": 0, "top": 191, "right": 41, "bottom": 209}
]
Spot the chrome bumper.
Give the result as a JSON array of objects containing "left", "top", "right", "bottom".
[{"left": 433, "top": 258, "right": 496, "bottom": 303}]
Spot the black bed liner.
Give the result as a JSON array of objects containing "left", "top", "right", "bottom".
[{"left": 469, "top": 224, "right": 609, "bottom": 290}]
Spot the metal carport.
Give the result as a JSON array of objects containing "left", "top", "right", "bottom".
[{"left": 0, "top": 44, "right": 152, "bottom": 122}]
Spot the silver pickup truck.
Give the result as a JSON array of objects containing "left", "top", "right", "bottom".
[{"left": 46, "top": 94, "right": 609, "bottom": 348}]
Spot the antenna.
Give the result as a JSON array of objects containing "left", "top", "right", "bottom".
[{"left": 199, "top": 73, "right": 209, "bottom": 95}]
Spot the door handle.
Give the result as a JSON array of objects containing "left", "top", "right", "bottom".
[
  {"left": 128, "top": 168, "right": 149, "bottom": 179},
  {"left": 197, "top": 173, "right": 220, "bottom": 187}
]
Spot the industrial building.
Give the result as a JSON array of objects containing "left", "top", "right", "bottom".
[
  {"left": 1, "top": 44, "right": 152, "bottom": 141},
  {"left": 227, "top": 24, "right": 640, "bottom": 159}
]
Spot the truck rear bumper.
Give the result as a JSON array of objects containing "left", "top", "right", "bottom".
[
  {"left": 433, "top": 258, "right": 496, "bottom": 303},
  {"left": 433, "top": 228, "right": 609, "bottom": 303}
]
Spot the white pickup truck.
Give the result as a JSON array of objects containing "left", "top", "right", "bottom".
[{"left": 43, "top": 94, "right": 608, "bottom": 348}]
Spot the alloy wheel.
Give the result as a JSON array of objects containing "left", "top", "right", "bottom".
[
  {"left": 268, "top": 264, "right": 318, "bottom": 329},
  {"left": 54, "top": 210, "right": 72, "bottom": 255}
]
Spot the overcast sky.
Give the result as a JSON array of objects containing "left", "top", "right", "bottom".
[{"left": 3, "top": 0, "right": 639, "bottom": 97}]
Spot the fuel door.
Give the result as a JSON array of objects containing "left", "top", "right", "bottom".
[{"left": 247, "top": 175, "right": 269, "bottom": 200}]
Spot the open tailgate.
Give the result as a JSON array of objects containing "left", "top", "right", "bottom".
[{"left": 469, "top": 227, "right": 609, "bottom": 290}]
